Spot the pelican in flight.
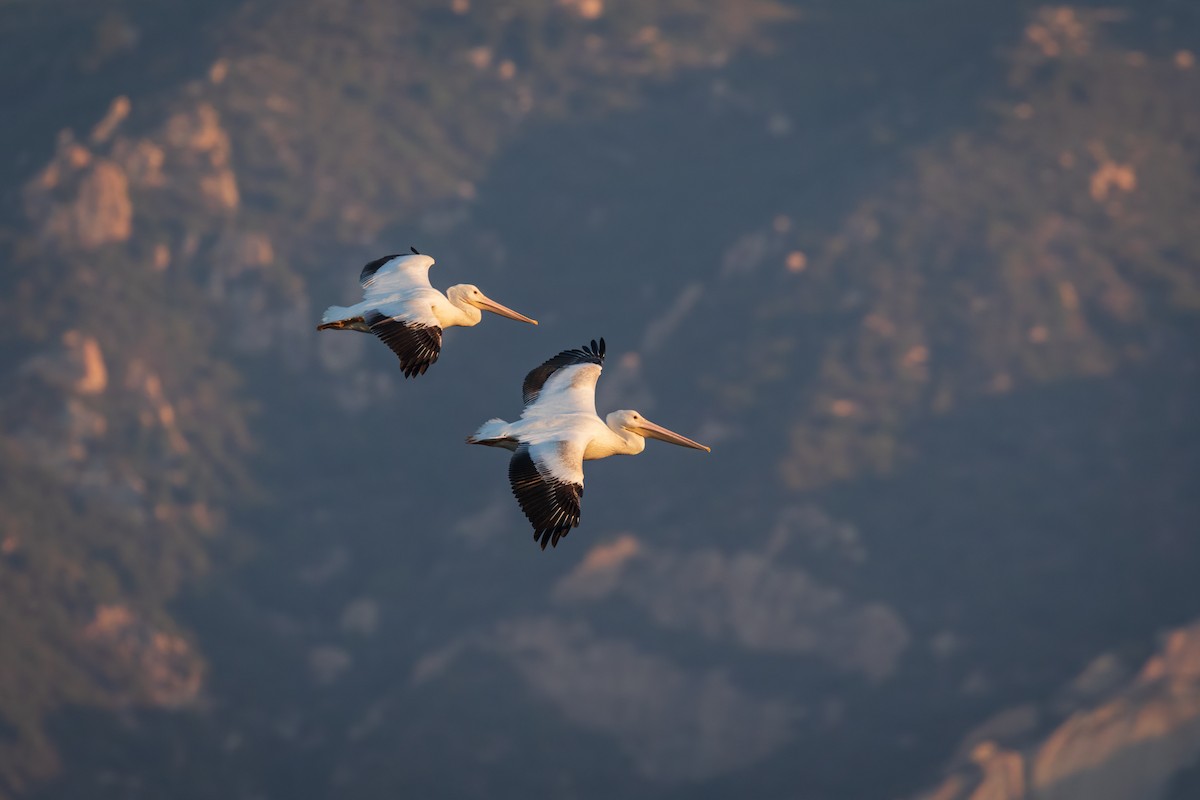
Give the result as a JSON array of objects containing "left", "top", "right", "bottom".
[
  {"left": 317, "top": 247, "right": 538, "bottom": 377},
  {"left": 468, "top": 338, "right": 710, "bottom": 549}
]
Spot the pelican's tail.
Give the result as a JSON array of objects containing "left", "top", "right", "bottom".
[
  {"left": 317, "top": 305, "right": 368, "bottom": 332},
  {"left": 467, "top": 418, "right": 516, "bottom": 449}
]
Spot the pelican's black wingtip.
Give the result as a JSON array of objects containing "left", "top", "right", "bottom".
[
  {"left": 410, "top": 245, "right": 421, "bottom": 255},
  {"left": 533, "top": 528, "right": 569, "bottom": 549},
  {"left": 586, "top": 338, "right": 606, "bottom": 361}
]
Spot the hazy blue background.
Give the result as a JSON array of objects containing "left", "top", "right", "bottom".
[{"left": 2, "top": 1, "right": 1198, "bottom": 798}]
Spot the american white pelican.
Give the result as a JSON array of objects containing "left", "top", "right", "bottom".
[
  {"left": 317, "top": 247, "right": 538, "bottom": 377},
  {"left": 468, "top": 338, "right": 710, "bottom": 549}
]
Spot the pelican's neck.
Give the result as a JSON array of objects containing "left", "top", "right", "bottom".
[
  {"left": 441, "top": 294, "right": 482, "bottom": 328},
  {"left": 602, "top": 420, "right": 646, "bottom": 457}
]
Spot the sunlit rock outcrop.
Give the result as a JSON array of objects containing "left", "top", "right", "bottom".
[
  {"left": 21, "top": 330, "right": 108, "bottom": 397},
  {"left": 164, "top": 103, "right": 240, "bottom": 211},
  {"left": 1, "top": 2, "right": 1197, "bottom": 798},
  {"left": 415, "top": 617, "right": 794, "bottom": 783},
  {"left": 555, "top": 535, "right": 908, "bottom": 681},
  {"left": 81, "top": 605, "right": 204, "bottom": 708},
  {"left": 24, "top": 136, "right": 133, "bottom": 250},
  {"left": 917, "top": 620, "right": 1200, "bottom": 800},
  {"left": 705, "top": 9, "right": 1200, "bottom": 490},
  {"left": 0, "top": 88, "right": 257, "bottom": 792},
  {"left": 213, "top": 0, "right": 791, "bottom": 240}
]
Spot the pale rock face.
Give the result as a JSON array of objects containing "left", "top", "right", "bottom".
[
  {"left": 113, "top": 138, "right": 166, "bottom": 187},
  {"left": 22, "top": 331, "right": 109, "bottom": 395},
  {"left": 559, "top": 0, "right": 604, "bottom": 21},
  {"left": 555, "top": 537, "right": 910, "bottom": 681},
  {"left": 968, "top": 743, "right": 1028, "bottom": 800},
  {"left": 410, "top": 613, "right": 797, "bottom": 783},
  {"left": 66, "top": 332, "right": 108, "bottom": 395},
  {"left": 23, "top": 97, "right": 242, "bottom": 252},
  {"left": 200, "top": 169, "right": 240, "bottom": 212},
  {"left": 488, "top": 618, "right": 793, "bottom": 783},
  {"left": 89, "top": 95, "right": 131, "bottom": 144},
  {"left": 30, "top": 156, "right": 133, "bottom": 250},
  {"left": 165, "top": 103, "right": 230, "bottom": 161},
  {"left": 164, "top": 103, "right": 240, "bottom": 211},
  {"left": 1022, "top": 7, "right": 1095, "bottom": 61},
  {"left": 81, "top": 605, "right": 204, "bottom": 708},
  {"left": 917, "top": 621, "right": 1200, "bottom": 800},
  {"left": 411, "top": 521, "right": 908, "bottom": 785},
  {"left": 122, "top": 360, "right": 190, "bottom": 456},
  {"left": 71, "top": 160, "right": 134, "bottom": 247}
]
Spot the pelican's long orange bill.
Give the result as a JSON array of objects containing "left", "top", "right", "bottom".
[
  {"left": 635, "top": 418, "right": 711, "bottom": 452},
  {"left": 476, "top": 294, "right": 538, "bottom": 325}
]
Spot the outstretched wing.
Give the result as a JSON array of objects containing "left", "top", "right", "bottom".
[
  {"left": 509, "top": 439, "right": 586, "bottom": 550},
  {"left": 360, "top": 251, "right": 435, "bottom": 299},
  {"left": 365, "top": 309, "right": 442, "bottom": 378},
  {"left": 521, "top": 338, "right": 605, "bottom": 415}
]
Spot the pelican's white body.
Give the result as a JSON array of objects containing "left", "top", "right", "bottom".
[
  {"left": 320, "top": 254, "right": 484, "bottom": 331},
  {"left": 471, "top": 339, "right": 708, "bottom": 548},
  {"left": 319, "top": 252, "right": 537, "bottom": 377},
  {"left": 482, "top": 415, "right": 647, "bottom": 460},
  {"left": 475, "top": 368, "right": 647, "bottom": 454},
  {"left": 471, "top": 363, "right": 654, "bottom": 488}
]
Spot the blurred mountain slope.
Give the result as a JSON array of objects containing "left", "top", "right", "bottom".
[
  {"left": 0, "top": 1, "right": 1197, "bottom": 799},
  {"left": 0, "top": 0, "right": 790, "bottom": 795},
  {"left": 914, "top": 620, "right": 1200, "bottom": 800}
]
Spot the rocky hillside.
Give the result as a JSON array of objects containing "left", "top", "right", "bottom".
[
  {"left": 1, "top": 1, "right": 1198, "bottom": 798},
  {"left": 917, "top": 621, "right": 1200, "bottom": 800}
]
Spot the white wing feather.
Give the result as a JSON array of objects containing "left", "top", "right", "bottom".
[
  {"left": 530, "top": 438, "right": 586, "bottom": 487},
  {"left": 521, "top": 363, "right": 601, "bottom": 418},
  {"left": 361, "top": 254, "right": 435, "bottom": 300},
  {"left": 370, "top": 295, "right": 441, "bottom": 329}
]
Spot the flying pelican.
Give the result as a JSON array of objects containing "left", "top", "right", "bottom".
[
  {"left": 468, "top": 338, "right": 710, "bottom": 549},
  {"left": 317, "top": 247, "right": 538, "bottom": 377}
]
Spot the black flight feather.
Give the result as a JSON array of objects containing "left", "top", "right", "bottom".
[
  {"left": 521, "top": 337, "right": 606, "bottom": 406},
  {"left": 364, "top": 311, "right": 442, "bottom": 378},
  {"left": 508, "top": 445, "right": 583, "bottom": 550},
  {"left": 359, "top": 253, "right": 403, "bottom": 285}
]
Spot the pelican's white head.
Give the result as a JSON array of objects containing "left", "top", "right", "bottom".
[
  {"left": 607, "top": 410, "right": 711, "bottom": 452},
  {"left": 447, "top": 284, "right": 538, "bottom": 325}
]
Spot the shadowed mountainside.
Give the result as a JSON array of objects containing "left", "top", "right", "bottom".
[{"left": 1, "top": 1, "right": 1198, "bottom": 798}]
